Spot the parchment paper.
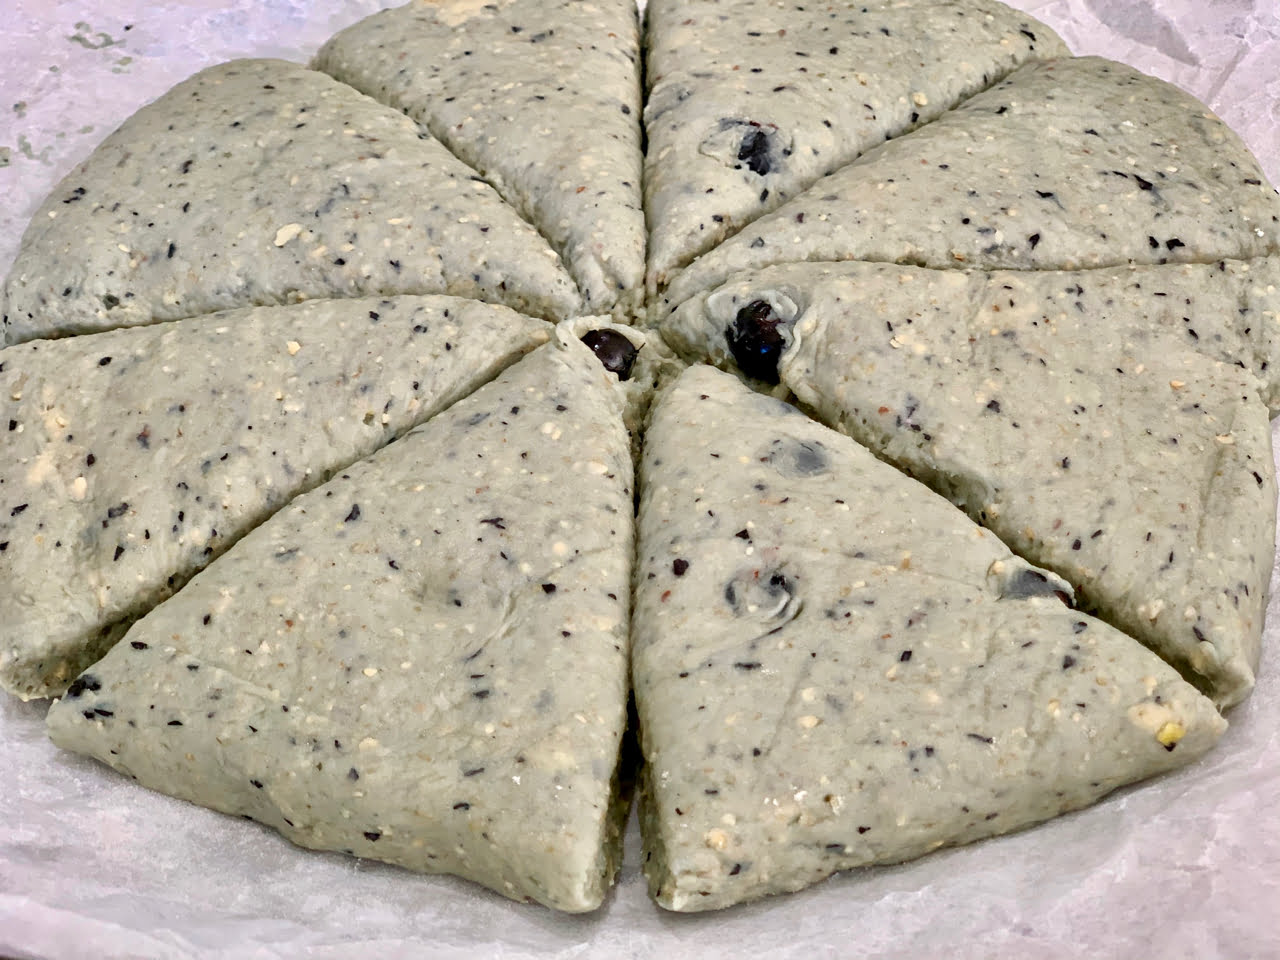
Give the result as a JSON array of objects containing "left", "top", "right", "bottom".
[{"left": 2, "top": 2, "right": 1278, "bottom": 957}]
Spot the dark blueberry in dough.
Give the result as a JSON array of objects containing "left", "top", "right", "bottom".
[
  {"left": 580, "top": 329, "right": 638, "bottom": 381},
  {"left": 65, "top": 674, "right": 102, "bottom": 698},
  {"left": 726, "top": 300, "right": 787, "bottom": 384},
  {"left": 738, "top": 126, "right": 773, "bottom": 176},
  {"left": 767, "top": 438, "right": 830, "bottom": 477},
  {"left": 790, "top": 442, "right": 829, "bottom": 476},
  {"left": 1002, "top": 568, "right": 1073, "bottom": 606},
  {"left": 725, "top": 568, "right": 798, "bottom": 622}
]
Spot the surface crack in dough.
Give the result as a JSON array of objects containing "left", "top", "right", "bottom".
[
  {"left": 446, "top": 590, "right": 518, "bottom": 672},
  {"left": 1193, "top": 403, "right": 1237, "bottom": 556},
  {"left": 734, "top": 661, "right": 815, "bottom": 815},
  {"left": 1104, "top": 393, "right": 1140, "bottom": 533},
  {"left": 749, "top": 660, "right": 813, "bottom": 771}
]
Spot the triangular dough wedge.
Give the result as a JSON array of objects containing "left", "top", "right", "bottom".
[
  {"left": 634, "top": 364, "right": 1225, "bottom": 911},
  {"left": 664, "top": 261, "right": 1277, "bottom": 707},
  {"left": 315, "top": 0, "right": 645, "bottom": 319},
  {"left": 643, "top": 0, "right": 1067, "bottom": 291},
  {"left": 1, "top": 59, "right": 580, "bottom": 344},
  {"left": 658, "top": 57, "right": 1280, "bottom": 318},
  {"left": 0, "top": 295, "right": 549, "bottom": 700},
  {"left": 46, "top": 323, "right": 638, "bottom": 911}
]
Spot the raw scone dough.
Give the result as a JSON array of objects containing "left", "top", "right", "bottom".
[
  {"left": 315, "top": 0, "right": 646, "bottom": 319},
  {"left": 664, "top": 261, "right": 1277, "bottom": 707},
  {"left": 46, "top": 323, "right": 636, "bottom": 911},
  {"left": 642, "top": 0, "right": 1066, "bottom": 291},
  {"left": 633, "top": 364, "right": 1226, "bottom": 911},
  {"left": 0, "top": 0, "right": 1271, "bottom": 918},
  {"left": 0, "top": 59, "right": 581, "bottom": 345},
  {"left": 658, "top": 57, "right": 1280, "bottom": 318},
  {"left": 0, "top": 295, "right": 549, "bottom": 700}
]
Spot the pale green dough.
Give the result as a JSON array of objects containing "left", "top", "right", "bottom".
[
  {"left": 47, "top": 324, "right": 637, "bottom": 911},
  {"left": 664, "top": 260, "right": 1277, "bottom": 707},
  {"left": 634, "top": 364, "right": 1225, "bottom": 912},
  {"left": 659, "top": 56, "right": 1280, "bottom": 319},
  {"left": 1, "top": 59, "right": 581, "bottom": 344},
  {"left": 0, "top": 0, "right": 1272, "bottom": 916},
  {"left": 643, "top": 0, "right": 1067, "bottom": 293},
  {"left": 0, "top": 295, "right": 549, "bottom": 700},
  {"left": 315, "top": 0, "right": 646, "bottom": 320}
]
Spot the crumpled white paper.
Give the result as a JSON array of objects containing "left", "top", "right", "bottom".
[{"left": 2, "top": 2, "right": 1278, "bottom": 958}]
